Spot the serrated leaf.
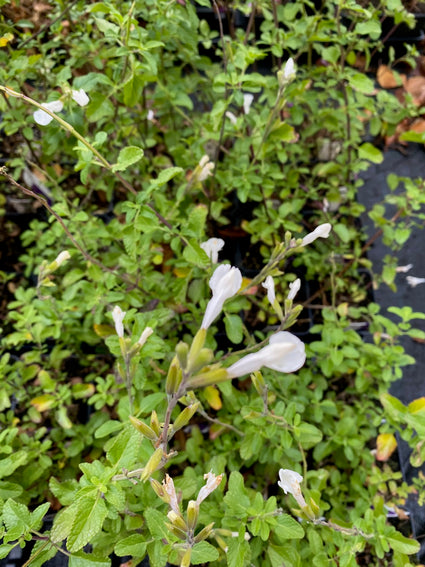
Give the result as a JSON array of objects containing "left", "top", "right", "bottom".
[
  {"left": 145, "top": 507, "right": 170, "bottom": 540},
  {"left": 27, "top": 540, "right": 58, "bottom": 567},
  {"left": 3, "top": 499, "right": 32, "bottom": 536},
  {"left": 67, "top": 497, "right": 108, "bottom": 552},
  {"left": 183, "top": 240, "right": 210, "bottom": 267},
  {"left": 105, "top": 426, "right": 140, "bottom": 470},
  {"left": 69, "top": 551, "right": 111, "bottom": 566},
  {"left": 385, "top": 532, "right": 420, "bottom": 555},
  {"left": 111, "top": 146, "right": 144, "bottom": 172},
  {"left": 115, "top": 534, "right": 147, "bottom": 557},
  {"left": 191, "top": 541, "right": 219, "bottom": 564},
  {"left": 51, "top": 501, "right": 80, "bottom": 544},
  {"left": 223, "top": 472, "right": 250, "bottom": 516},
  {"left": 376, "top": 433, "right": 397, "bottom": 461},
  {"left": 274, "top": 514, "right": 304, "bottom": 540},
  {"left": 226, "top": 538, "right": 251, "bottom": 567}
]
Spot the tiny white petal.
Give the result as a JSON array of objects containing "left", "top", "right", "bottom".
[
  {"left": 262, "top": 276, "right": 276, "bottom": 305},
  {"left": 284, "top": 57, "right": 296, "bottom": 80},
  {"left": 147, "top": 109, "right": 155, "bottom": 121},
  {"left": 406, "top": 276, "right": 425, "bottom": 288},
  {"left": 225, "top": 111, "right": 237, "bottom": 125},
  {"left": 54, "top": 251, "right": 71, "bottom": 267},
  {"left": 33, "top": 100, "right": 64, "bottom": 125},
  {"left": 196, "top": 471, "right": 223, "bottom": 505},
  {"left": 200, "top": 238, "right": 225, "bottom": 264},
  {"left": 72, "top": 88, "right": 90, "bottom": 107},
  {"left": 201, "top": 265, "right": 242, "bottom": 329},
  {"left": 243, "top": 93, "right": 254, "bottom": 115},
  {"left": 288, "top": 278, "right": 301, "bottom": 301},
  {"left": 112, "top": 306, "right": 126, "bottom": 338},
  {"left": 197, "top": 155, "right": 214, "bottom": 181},
  {"left": 278, "top": 468, "right": 303, "bottom": 495},
  {"left": 301, "top": 223, "right": 332, "bottom": 247},
  {"left": 396, "top": 264, "right": 413, "bottom": 273},
  {"left": 137, "top": 327, "right": 153, "bottom": 347}
]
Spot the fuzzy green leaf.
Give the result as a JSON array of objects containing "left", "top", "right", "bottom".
[
  {"left": 191, "top": 541, "right": 219, "bottom": 564},
  {"left": 385, "top": 532, "right": 420, "bottom": 555},
  {"left": 114, "top": 534, "right": 147, "bottom": 557},
  {"left": 274, "top": 514, "right": 305, "bottom": 540},
  {"left": 111, "top": 146, "right": 144, "bottom": 172}
]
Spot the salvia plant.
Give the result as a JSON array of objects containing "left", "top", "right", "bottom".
[{"left": 1, "top": 0, "right": 425, "bottom": 566}]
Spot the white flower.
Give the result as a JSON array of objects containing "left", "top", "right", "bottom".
[
  {"left": 301, "top": 223, "right": 332, "bottom": 247},
  {"left": 72, "top": 88, "right": 89, "bottom": 107},
  {"left": 201, "top": 238, "right": 225, "bottom": 264},
  {"left": 243, "top": 93, "right": 254, "bottom": 115},
  {"left": 54, "top": 251, "right": 70, "bottom": 267},
  {"left": 137, "top": 327, "right": 153, "bottom": 347},
  {"left": 396, "top": 264, "right": 413, "bottom": 273},
  {"left": 406, "top": 276, "right": 425, "bottom": 288},
  {"left": 147, "top": 109, "right": 155, "bottom": 121},
  {"left": 198, "top": 155, "right": 214, "bottom": 181},
  {"left": 278, "top": 468, "right": 307, "bottom": 508},
  {"left": 33, "top": 100, "right": 64, "bottom": 125},
  {"left": 201, "top": 264, "right": 242, "bottom": 330},
  {"left": 196, "top": 471, "right": 223, "bottom": 505},
  {"left": 283, "top": 57, "right": 296, "bottom": 81},
  {"left": 112, "top": 306, "right": 126, "bottom": 338},
  {"left": 262, "top": 276, "right": 276, "bottom": 305},
  {"left": 225, "top": 111, "right": 237, "bottom": 125},
  {"left": 288, "top": 278, "right": 301, "bottom": 301},
  {"left": 227, "top": 331, "right": 305, "bottom": 378}
]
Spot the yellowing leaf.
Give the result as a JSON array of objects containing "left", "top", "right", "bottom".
[
  {"left": 0, "top": 33, "right": 14, "bottom": 47},
  {"left": 376, "top": 433, "right": 397, "bottom": 461},
  {"left": 93, "top": 323, "right": 114, "bottom": 337},
  {"left": 31, "top": 394, "right": 56, "bottom": 412},
  {"left": 408, "top": 397, "right": 425, "bottom": 414},
  {"left": 173, "top": 267, "right": 190, "bottom": 278},
  {"left": 204, "top": 386, "right": 222, "bottom": 410}
]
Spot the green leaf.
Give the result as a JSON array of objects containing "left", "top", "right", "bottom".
[
  {"left": 191, "top": 541, "right": 219, "bottom": 564},
  {"left": 358, "top": 143, "right": 383, "bottom": 164},
  {"left": 348, "top": 73, "right": 375, "bottom": 94},
  {"left": 94, "top": 420, "right": 123, "bottom": 439},
  {"left": 355, "top": 20, "right": 381, "bottom": 39},
  {"left": 224, "top": 314, "right": 243, "bottom": 344},
  {"left": 145, "top": 507, "right": 171, "bottom": 540},
  {"left": 0, "top": 451, "right": 27, "bottom": 479},
  {"left": 67, "top": 497, "right": 108, "bottom": 552},
  {"left": 111, "top": 146, "right": 144, "bottom": 172},
  {"left": 0, "top": 482, "right": 23, "bottom": 500},
  {"left": 274, "top": 514, "right": 305, "bottom": 540},
  {"left": 115, "top": 534, "right": 147, "bottom": 557},
  {"left": 226, "top": 538, "right": 251, "bottom": 567},
  {"left": 183, "top": 240, "right": 210, "bottom": 267},
  {"left": 223, "top": 471, "right": 250, "bottom": 516},
  {"left": 105, "top": 426, "right": 140, "bottom": 470},
  {"left": 294, "top": 423, "right": 323, "bottom": 448},
  {"left": 69, "top": 551, "right": 111, "bottom": 566},
  {"left": 385, "top": 532, "right": 420, "bottom": 555},
  {"left": 3, "top": 499, "right": 32, "bottom": 538}
]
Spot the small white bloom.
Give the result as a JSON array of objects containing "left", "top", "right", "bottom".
[
  {"left": 283, "top": 57, "right": 296, "bottom": 81},
  {"left": 201, "top": 264, "right": 242, "bottom": 330},
  {"left": 147, "top": 109, "right": 155, "bottom": 121},
  {"left": 396, "top": 264, "right": 413, "bottom": 273},
  {"left": 243, "top": 93, "right": 254, "bottom": 115},
  {"left": 200, "top": 238, "right": 225, "bottom": 264},
  {"left": 54, "top": 251, "right": 71, "bottom": 267},
  {"left": 33, "top": 100, "right": 64, "bottom": 125},
  {"left": 112, "top": 306, "right": 126, "bottom": 338},
  {"left": 288, "top": 278, "right": 301, "bottom": 301},
  {"left": 198, "top": 155, "right": 214, "bottom": 181},
  {"left": 262, "top": 276, "right": 276, "bottom": 306},
  {"left": 406, "top": 276, "right": 425, "bottom": 288},
  {"left": 196, "top": 471, "right": 223, "bottom": 505},
  {"left": 225, "top": 111, "right": 237, "bottom": 125},
  {"left": 137, "top": 327, "right": 153, "bottom": 347},
  {"left": 227, "top": 331, "right": 305, "bottom": 378},
  {"left": 278, "top": 468, "right": 307, "bottom": 508},
  {"left": 72, "top": 88, "right": 89, "bottom": 107},
  {"left": 301, "top": 223, "right": 332, "bottom": 247}
]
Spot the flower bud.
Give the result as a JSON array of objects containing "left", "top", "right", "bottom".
[
  {"left": 187, "top": 328, "right": 207, "bottom": 372},
  {"left": 150, "top": 410, "right": 161, "bottom": 436},
  {"left": 187, "top": 367, "right": 230, "bottom": 389},
  {"left": 186, "top": 500, "right": 199, "bottom": 531},
  {"left": 140, "top": 447, "right": 164, "bottom": 482},
  {"left": 301, "top": 223, "right": 332, "bottom": 247},
  {"left": 112, "top": 306, "right": 126, "bottom": 339},
  {"left": 172, "top": 402, "right": 200, "bottom": 433},
  {"left": 165, "top": 522, "right": 187, "bottom": 540},
  {"left": 251, "top": 371, "right": 267, "bottom": 397},
  {"left": 167, "top": 510, "right": 188, "bottom": 532},
  {"left": 47, "top": 250, "right": 71, "bottom": 271},
  {"left": 166, "top": 358, "right": 183, "bottom": 396},
  {"left": 149, "top": 478, "right": 165, "bottom": 499},
  {"left": 175, "top": 341, "right": 189, "bottom": 368},
  {"left": 194, "top": 522, "right": 215, "bottom": 543},
  {"left": 129, "top": 416, "right": 157, "bottom": 441},
  {"left": 180, "top": 548, "right": 192, "bottom": 567},
  {"left": 201, "top": 265, "right": 242, "bottom": 330}
]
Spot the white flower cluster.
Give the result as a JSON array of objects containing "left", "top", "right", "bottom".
[{"left": 33, "top": 88, "right": 90, "bottom": 126}]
